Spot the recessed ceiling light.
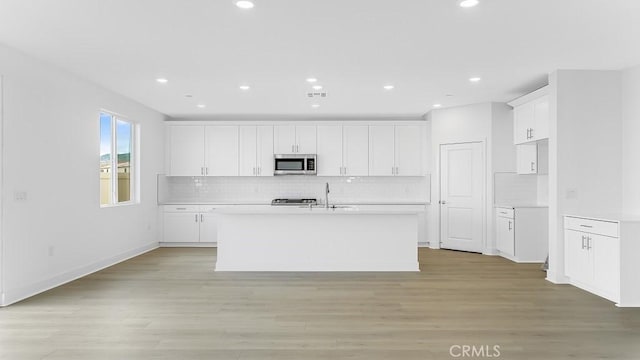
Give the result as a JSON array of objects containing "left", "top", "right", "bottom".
[
  {"left": 469, "top": 77, "right": 482, "bottom": 82},
  {"left": 459, "top": 0, "right": 479, "bottom": 8},
  {"left": 184, "top": 94, "right": 193, "bottom": 98},
  {"left": 239, "top": 85, "right": 250, "bottom": 90},
  {"left": 311, "top": 104, "right": 320, "bottom": 108},
  {"left": 383, "top": 85, "right": 395, "bottom": 90},
  {"left": 156, "top": 78, "right": 168, "bottom": 84},
  {"left": 312, "top": 85, "right": 323, "bottom": 90},
  {"left": 306, "top": 78, "right": 318, "bottom": 83},
  {"left": 196, "top": 104, "right": 206, "bottom": 108},
  {"left": 235, "top": 0, "right": 254, "bottom": 9},
  {"left": 433, "top": 104, "right": 442, "bottom": 108}
]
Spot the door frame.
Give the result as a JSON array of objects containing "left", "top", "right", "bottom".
[
  {"left": 437, "top": 141, "right": 487, "bottom": 253},
  {"left": 0, "top": 75, "right": 5, "bottom": 305}
]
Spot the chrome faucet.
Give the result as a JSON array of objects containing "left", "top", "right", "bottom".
[{"left": 324, "top": 182, "right": 330, "bottom": 209}]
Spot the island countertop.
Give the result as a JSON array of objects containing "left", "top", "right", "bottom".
[{"left": 214, "top": 204, "right": 426, "bottom": 215}]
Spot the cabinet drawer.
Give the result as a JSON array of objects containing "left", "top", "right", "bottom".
[
  {"left": 496, "top": 207, "right": 514, "bottom": 219},
  {"left": 564, "top": 216, "right": 619, "bottom": 238},
  {"left": 164, "top": 205, "right": 199, "bottom": 212}
]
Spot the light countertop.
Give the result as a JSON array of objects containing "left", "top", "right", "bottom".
[
  {"left": 495, "top": 204, "right": 549, "bottom": 209},
  {"left": 564, "top": 213, "right": 640, "bottom": 223},
  {"left": 215, "top": 204, "right": 425, "bottom": 215}
]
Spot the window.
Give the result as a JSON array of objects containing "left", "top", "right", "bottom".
[{"left": 100, "top": 112, "right": 136, "bottom": 206}]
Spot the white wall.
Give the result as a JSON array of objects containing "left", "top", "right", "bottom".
[
  {"left": 622, "top": 65, "right": 640, "bottom": 216},
  {"left": 547, "top": 70, "right": 622, "bottom": 283},
  {"left": 0, "top": 44, "right": 166, "bottom": 305},
  {"left": 428, "top": 102, "right": 514, "bottom": 254}
]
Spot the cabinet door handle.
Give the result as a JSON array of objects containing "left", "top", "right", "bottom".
[
  {"left": 508, "top": 221, "right": 512, "bottom": 231},
  {"left": 258, "top": 167, "right": 261, "bottom": 175},
  {"left": 205, "top": 167, "right": 209, "bottom": 175},
  {"left": 581, "top": 235, "right": 586, "bottom": 249},
  {"left": 587, "top": 236, "right": 592, "bottom": 250},
  {"left": 195, "top": 214, "right": 198, "bottom": 223},
  {"left": 395, "top": 167, "right": 399, "bottom": 175},
  {"left": 200, "top": 214, "right": 204, "bottom": 222},
  {"left": 292, "top": 144, "right": 294, "bottom": 153},
  {"left": 531, "top": 162, "right": 535, "bottom": 172},
  {"left": 580, "top": 224, "right": 593, "bottom": 228},
  {"left": 201, "top": 167, "right": 204, "bottom": 176}
]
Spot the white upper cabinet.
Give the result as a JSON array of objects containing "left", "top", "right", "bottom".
[
  {"left": 168, "top": 126, "right": 205, "bottom": 176},
  {"left": 239, "top": 126, "right": 258, "bottom": 176},
  {"left": 296, "top": 126, "right": 317, "bottom": 154},
  {"left": 510, "top": 87, "right": 549, "bottom": 144},
  {"left": 394, "top": 125, "right": 423, "bottom": 176},
  {"left": 369, "top": 125, "right": 395, "bottom": 176},
  {"left": 256, "top": 126, "right": 274, "bottom": 176},
  {"left": 369, "top": 125, "right": 423, "bottom": 176},
  {"left": 317, "top": 125, "right": 343, "bottom": 176},
  {"left": 274, "top": 125, "right": 316, "bottom": 154},
  {"left": 240, "top": 125, "right": 274, "bottom": 176},
  {"left": 205, "top": 126, "right": 239, "bottom": 176},
  {"left": 342, "top": 125, "right": 369, "bottom": 176},
  {"left": 317, "top": 125, "right": 369, "bottom": 176},
  {"left": 168, "top": 122, "right": 424, "bottom": 178}
]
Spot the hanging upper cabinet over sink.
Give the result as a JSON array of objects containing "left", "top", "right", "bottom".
[{"left": 510, "top": 86, "right": 549, "bottom": 144}]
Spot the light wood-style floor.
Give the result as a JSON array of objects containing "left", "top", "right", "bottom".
[{"left": 1, "top": 248, "right": 640, "bottom": 360}]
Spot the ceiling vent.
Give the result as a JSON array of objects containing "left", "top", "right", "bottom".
[{"left": 306, "top": 91, "right": 328, "bottom": 98}]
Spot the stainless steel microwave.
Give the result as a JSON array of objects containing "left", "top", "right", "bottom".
[{"left": 274, "top": 154, "right": 317, "bottom": 175}]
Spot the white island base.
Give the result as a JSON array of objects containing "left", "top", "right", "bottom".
[{"left": 215, "top": 207, "right": 420, "bottom": 271}]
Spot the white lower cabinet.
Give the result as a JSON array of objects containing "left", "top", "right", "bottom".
[
  {"left": 564, "top": 216, "right": 621, "bottom": 303},
  {"left": 495, "top": 206, "right": 548, "bottom": 262},
  {"left": 162, "top": 205, "right": 218, "bottom": 245}
]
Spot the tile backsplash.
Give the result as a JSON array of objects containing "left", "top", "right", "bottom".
[{"left": 158, "top": 175, "right": 431, "bottom": 204}]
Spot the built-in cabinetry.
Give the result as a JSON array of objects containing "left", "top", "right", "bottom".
[
  {"left": 495, "top": 206, "right": 548, "bottom": 262},
  {"left": 509, "top": 87, "right": 550, "bottom": 175},
  {"left": 563, "top": 215, "right": 640, "bottom": 306},
  {"left": 167, "top": 125, "right": 239, "bottom": 176},
  {"left": 239, "top": 126, "right": 274, "bottom": 176},
  {"left": 166, "top": 121, "right": 425, "bottom": 178},
  {"left": 516, "top": 141, "right": 548, "bottom": 175},
  {"left": 510, "top": 87, "right": 549, "bottom": 144},
  {"left": 369, "top": 125, "right": 423, "bottom": 176},
  {"left": 162, "top": 205, "right": 219, "bottom": 245},
  {"left": 274, "top": 125, "right": 317, "bottom": 154},
  {"left": 317, "top": 125, "right": 368, "bottom": 176}
]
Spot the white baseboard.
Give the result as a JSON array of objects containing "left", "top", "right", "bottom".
[
  {"left": 1, "top": 242, "right": 158, "bottom": 307},
  {"left": 160, "top": 242, "right": 216, "bottom": 247}
]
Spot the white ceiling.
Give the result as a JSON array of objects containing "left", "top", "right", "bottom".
[{"left": 1, "top": 0, "right": 639, "bottom": 119}]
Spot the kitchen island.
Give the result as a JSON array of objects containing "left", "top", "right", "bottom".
[{"left": 215, "top": 205, "right": 423, "bottom": 271}]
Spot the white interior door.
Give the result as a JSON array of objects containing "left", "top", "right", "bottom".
[{"left": 440, "top": 142, "right": 484, "bottom": 253}]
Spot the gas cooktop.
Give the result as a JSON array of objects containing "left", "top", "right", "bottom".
[{"left": 271, "top": 198, "right": 318, "bottom": 206}]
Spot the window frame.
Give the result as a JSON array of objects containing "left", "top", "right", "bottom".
[{"left": 100, "top": 110, "right": 139, "bottom": 208}]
